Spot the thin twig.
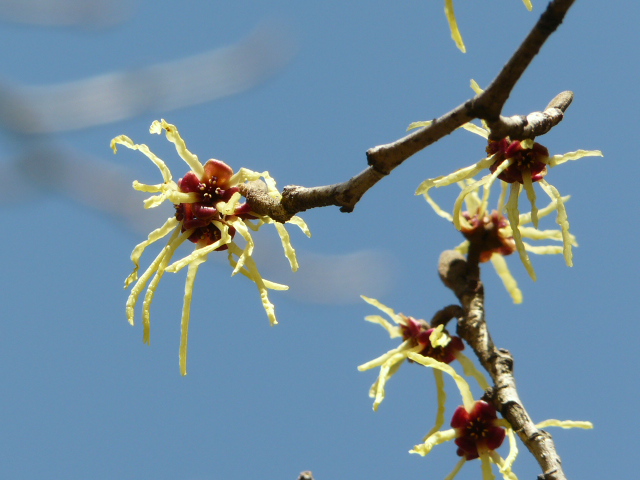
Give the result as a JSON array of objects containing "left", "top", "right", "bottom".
[
  {"left": 239, "top": 0, "right": 576, "bottom": 221},
  {"left": 438, "top": 250, "right": 569, "bottom": 480}
]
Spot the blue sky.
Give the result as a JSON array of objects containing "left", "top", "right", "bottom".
[{"left": 0, "top": 1, "right": 637, "bottom": 479}]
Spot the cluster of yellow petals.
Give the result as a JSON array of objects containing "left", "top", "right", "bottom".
[
  {"left": 407, "top": 352, "right": 593, "bottom": 480},
  {"left": 410, "top": 81, "right": 602, "bottom": 301},
  {"left": 112, "top": 120, "right": 310, "bottom": 375},
  {"left": 358, "top": 297, "right": 594, "bottom": 479}
]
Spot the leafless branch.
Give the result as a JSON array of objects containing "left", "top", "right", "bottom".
[
  {"left": 240, "top": 0, "right": 577, "bottom": 221},
  {"left": 438, "top": 250, "right": 569, "bottom": 480}
]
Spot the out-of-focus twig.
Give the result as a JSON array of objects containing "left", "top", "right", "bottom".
[{"left": 0, "top": 24, "right": 294, "bottom": 134}]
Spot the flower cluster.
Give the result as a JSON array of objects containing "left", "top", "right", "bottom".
[
  {"left": 410, "top": 84, "right": 602, "bottom": 297},
  {"left": 407, "top": 352, "right": 593, "bottom": 480},
  {"left": 359, "top": 298, "right": 593, "bottom": 479},
  {"left": 419, "top": 176, "right": 577, "bottom": 303},
  {"left": 357, "top": 297, "right": 487, "bottom": 416},
  {"left": 112, "top": 119, "right": 310, "bottom": 375},
  {"left": 443, "top": 0, "right": 533, "bottom": 53}
]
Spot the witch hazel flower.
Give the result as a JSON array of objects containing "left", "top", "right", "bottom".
[
  {"left": 111, "top": 119, "right": 310, "bottom": 375},
  {"left": 411, "top": 86, "right": 602, "bottom": 282},
  {"left": 419, "top": 177, "right": 577, "bottom": 303},
  {"left": 407, "top": 353, "right": 593, "bottom": 480},
  {"left": 357, "top": 296, "right": 487, "bottom": 416},
  {"left": 443, "top": 0, "right": 532, "bottom": 53}
]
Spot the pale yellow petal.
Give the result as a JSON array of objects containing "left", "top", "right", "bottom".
[
  {"left": 422, "top": 369, "right": 447, "bottom": 440},
  {"left": 519, "top": 226, "right": 563, "bottom": 242},
  {"left": 453, "top": 164, "right": 507, "bottom": 230},
  {"left": 454, "top": 240, "right": 470, "bottom": 255},
  {"left": 460, "top": 180, "right": 482, "bottom": 212},
  {"left": 142, "top": 193, "right": 168, "bottom": 209},
  {"left": 506, "top": 183, "right": 537, "bottom": 281},
  {"left": 226, "top": 217, "right": 255, "bottom": 276},
  {"left": 179, "top": 253, "right": 207, "bottom": 376},
  {"left": 126, "top": 217, "right": 180, "bottom": 288},
  {"left": 260, "top": 279, "right": 289, "bottom": 290},
  {"left": 140, "top": 230, "right": 191, "bottom": 343},
  {"left": 546, "top": 149, "right": 603, "bottom": 168},
  {"left": 454, "top": 351, "right": 491, "bottom": 390},
  {"left": 438, "top": 156, "right": 496, "bottom": 188},
  {"left": 521, "top": 169, "right": 539, "bottom": 229},
  {"left": 429, "top": 325, "right": 451, "bottom": 348},
  {"left": 111, "top": 134, "right": 173, "bottom": 183},
  {"left": 518, "top": 195, "right": 570, "bottom": 224},
  {"left": 407, "top": 120, "right": 433, "bottom": 131},
  {"left": 445, "top": 0, "right": 466, "bottom": 53},
  {"left": 522, "top": 243, "right": 563, "bottom": 255},
  {"left": 488, "top": 450, "right": 518, "bottom": 480},
  {"left": 418, "top": 179, "right": 455, "bottom": 221},
  {"left": 490, "top": 427, "right": 520, "bottom": 480},
  {"left": 470, "top": 79, "right": 485, "bottom": 94},
  {"left": 407, "top": 353, "right": 474, "bottom": 410},
  {"left": 539, "top": 180, "right": 573, "bottom": 266},
  {"left": 274, "top": 222, "right": 300, "bottom": 272},
  {"left": 535, "top": 419, "right": 593, "bottom": 429},
  {"left": 490, "top": 254, "right": 523, "bottom": 304},
  {"left": 164, "top": 190, "right": 199, "bottom": 205},
  {"left": 497, "top": 181, "right": 508, "bottom": 211},
  {"left": 357, "top": 340, "right": 413, "bottom": 372},
  {"left": 286, "top": 215, "right": 312, "bottom": 238},
  {"left": 444, "top": 457, "right": 467, "bottom": 480},
  {"left": 411, "top": 428, "right": 457, "bottom": 456},
  {"left": 125, "top": 228, "right": 189, "bottom": 326},
  {"left": 480, "top": 453, "right": 496, "bottom": 480},
  {"left": 364, "top": 315, "right": 402, "bottom": 338},
  {"left": 227, "top": 242, "right": 286, "bottom": 325},
  {"left": 151, "top": 119, "right": 203, "bottom": 178},
  {"left": 371, "top": 354, "right": 406, "bottom": 411},
  {"left": 165, "top": 222, "right": 232, "bottom": 273},
  {"left": 360, "top": 295, "right": 403, "bottom": 325},
  {"left": 216, "top": 192, "right": 243, "bottom": 215},
  {"left": 260, "top": 171, "right": 280, "bottom": 197},
  {"left": 229, "top": 167, "right": 263, "bottom": 185},
  {"left": 132, "top": 181, "right": 164, "bottom": 193},
  {"left": 461, "top": 122, "right": 489, "bottom": 139}
]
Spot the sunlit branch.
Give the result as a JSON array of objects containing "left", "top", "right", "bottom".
[
  {"left": 240, "top": 0, "right": 577, "bottom": 221},
  {"left": 438, "top": 249, "right": 570, "bottom": 480}
]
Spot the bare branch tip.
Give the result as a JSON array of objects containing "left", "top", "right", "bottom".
[{"left": 546, "top": 90, "right": 574, "bottom": 112}]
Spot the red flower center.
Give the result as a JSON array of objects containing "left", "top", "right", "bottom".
[
  {"left": 399, "top": 316, "right": 464, "bottom": 364},
  {"left": 174, "top": 159, "right": 253, "bottom": 246},
  {"left": 461, "top": 210, "right": 516, "bottom": 262},
  {"left": 451, "top": 401, "right": 506, "bottom": 460},
  {"left": 488, "top": 138, "right": 549, "bottom": 184}
]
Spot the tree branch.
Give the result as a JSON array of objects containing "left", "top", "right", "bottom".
[
  {"left": 438, "top": 250, "right": 569, "bottom": 480},
  {"left": 240, "top": 0, "right": 577, "bottom": 221}
]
